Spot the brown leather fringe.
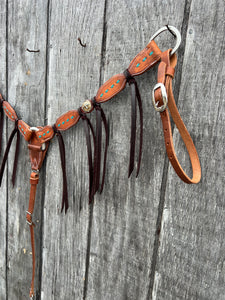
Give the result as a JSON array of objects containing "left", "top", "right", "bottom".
[
  {"left": 0, "top": 99, "right": 4, "bottom": 157},
  {"left": 52, "top": 125, "right": 68, "bottom": 213},
  {"left": 0, "top": 119, "right": 20, "bottom": 187},
  {"left": 91, "top": 100, "right": 109, "bottom": 196},
  {"left": 11, "top": 129, "right": 20, "bottom": 186},
  {"left": 98, "top": 106, "right": 109, "bottom": 193},
  {"left": 124, "top": 69, "right": 143, "bottom": 178},
  {"left": 92, "top": 105, "right": 102, "bottom": 196},
  {"left": 79, "top": 111, "right": 96, "bottom": 203}
]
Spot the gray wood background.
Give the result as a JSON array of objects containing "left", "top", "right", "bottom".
[{"left": 0, "top": 0, "right": 224, "bottom": 299}]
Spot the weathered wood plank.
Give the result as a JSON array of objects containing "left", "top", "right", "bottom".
[
  {"left": 85, "top": 1, "right": 188, "bottom": 299},
  {"left": 6, "top": 0, "right": 48, "bottom": 298},
  {"left": 153, "top": 0, "right": 225, "bottom": 299},
  {"left": 0, "top": 1, "right": 7, "bottom": 299},
  {"left": 41, "top": 0, "right": 105, "bottom": 298}
]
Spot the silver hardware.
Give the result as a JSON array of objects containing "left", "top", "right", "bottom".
[
  {"left": 29, "top": 127, "right": 46, "bottom": 150},
  {"left": 29, "top": 127, "right": 39, "bottom": 131},
  {"left": 26, "top": 211, "right": 33, "bottom": 225},
  {"left": 41, "top": 142, "right": 46, "bottom": 151},
  {"left": 152, "top": 83, "right": 168, "bottom": 112},
  {"left": 149, "top": 25, "right": 181, "bottom": 55},
  {"left": 26, "top": 219, "right": 33, "bottom": 226},
  {"left": 82, "top": 100, "right": 92, "bottom": 112}
]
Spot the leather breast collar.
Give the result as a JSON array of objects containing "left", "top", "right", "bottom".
[{"left": 0, "top": 25, "right": 201, "bottom": 299}]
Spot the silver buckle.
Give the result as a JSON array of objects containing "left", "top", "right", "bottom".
[
  {"left": 152, "top": 83, "right": 168, "bottom": 112},
  {"left": 26, "top": 211, "right": 33, "bottom": 225},
  {"left": 149, "top": 25, "right": 181, "bottom": 55}
]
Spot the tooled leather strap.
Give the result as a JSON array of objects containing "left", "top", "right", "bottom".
[
  {"left": 26, "top": 171, "right": 39, "bottom": 299},
  {"left": 26, "top": 129, "right": 49, "bottom": 298},
  {"left": 153, "top": 50, "right": 201, "bottom": 183}
]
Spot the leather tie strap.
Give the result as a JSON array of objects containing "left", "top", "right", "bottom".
[
  {"left": 52, "top": 125, "right": 68, "bottom": 213},
  {"left": 153, "top": 50, "right": 201, "bottom": 183},
  {"left": 78, "top": 109, "right": 96, "bottom": 203},
  {"left": 0, "top": 95, "right": 4, "bottom": 156},
  {"left": 0, "top": 118, "right": 20, "bottom": 187},
  {"left": 91, "top": 99, "right": 109, "bottom": 196},
  {"left": 98, "top": 106, "right": 109, "bottom": 193},
  {"left": 124, "top": 69, "right": 143, "bottom": 178}
]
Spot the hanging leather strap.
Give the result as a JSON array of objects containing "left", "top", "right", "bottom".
[
  {"left": 98, "top": 106, "right": 109, "bottom": 193},
  {"left": 91, "top": 99, "right": 109, "bottom": 196},
  {"left": 52, "top": 125, "right": 68, "bottom": 213},
  {"left": 153, "top": 50, "right": 201, "bottom": 183},
  {"left": 79, "top": 110, "right": 96, "bottom": 203},
  {"left": 124, "top": 69, "right": 143, "bottom": 178},
  {"left": 26, "top": 129, "right": 49, "bottom": 299},
  {"left": 0, "top": 119, "right": 20, "bottom": 186},
  {"left": 26, "top": 171, "right": 39, "bottom": 299},
  {"left": 0, "top": 95, "right": 4, "bottom": 156},
  {"left": 92, "top": 104, "right": 102, "bottom": 196}
]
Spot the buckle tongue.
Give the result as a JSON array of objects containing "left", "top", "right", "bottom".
[{"left": 152, "top": 83, "right": 168, "bottom": 112}]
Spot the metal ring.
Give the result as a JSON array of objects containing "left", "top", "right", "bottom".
[{"left": 149, "top": 25, "right": 181, "bottom": 55}]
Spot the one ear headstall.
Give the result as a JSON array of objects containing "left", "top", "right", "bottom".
[{"left": 0, "top": 25, "right": 201, "bottom": 299}]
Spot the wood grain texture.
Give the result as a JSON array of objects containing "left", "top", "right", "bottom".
[
  {"left": 6, "top": 0, "right": 48, "bottom": 298},
  {"left": 152, "top": 0, "right": 225, "bottom": 299},
  {"left": 85, "top": 1, "right": 187, "bottom": 299},
  {"left": 41, "top": 0, "right": 105, "bottom": 299},
  {"left": 0, "top": 0, "right": 224, "bottom": 299},
  {"left": 0, "top": 1, "right": 7, "bottom": 299}
]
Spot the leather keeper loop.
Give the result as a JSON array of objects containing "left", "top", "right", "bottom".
[
  {"left": 166, "top": 66, "right": 175, "bottom": 78},
  {"left": 28, "top": 144, "right": 42, "bottom": 152}
]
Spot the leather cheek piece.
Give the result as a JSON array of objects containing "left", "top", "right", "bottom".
[{"left": 166, "top": 66, "right": 175, "bottom": 78}]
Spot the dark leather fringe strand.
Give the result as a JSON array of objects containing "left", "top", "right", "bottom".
[
  {"left": 124, "top": 69, "right": 143, "bottom": 178},
  {"left": 0, "top": 119, "right": 20, "bottom": 187},
  {"left": 53, "top": 125, "right": 68, "bottom": 213},
  {"left": 79, "top": 110, "right": 96, "bottom": 203},
  {"left": 91, "top": 100, "right": 109, "bottom": 196}
]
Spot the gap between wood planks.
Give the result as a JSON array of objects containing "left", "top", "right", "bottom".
[
  {"left": 5, "top": 0, "right": 9, "bottom": 298},
  {"left": 37, "top": 0, "right": 51, "bottom": 298},
  {"left": 82, "top": 0, "right": 108, "bottom": 299},
  {"left": 147, "top": 0, "right": 192, "bottom": 299}
]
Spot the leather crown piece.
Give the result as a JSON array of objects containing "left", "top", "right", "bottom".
[{"left": 0, "top": 25, "right": 201, "bottom": 299}]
